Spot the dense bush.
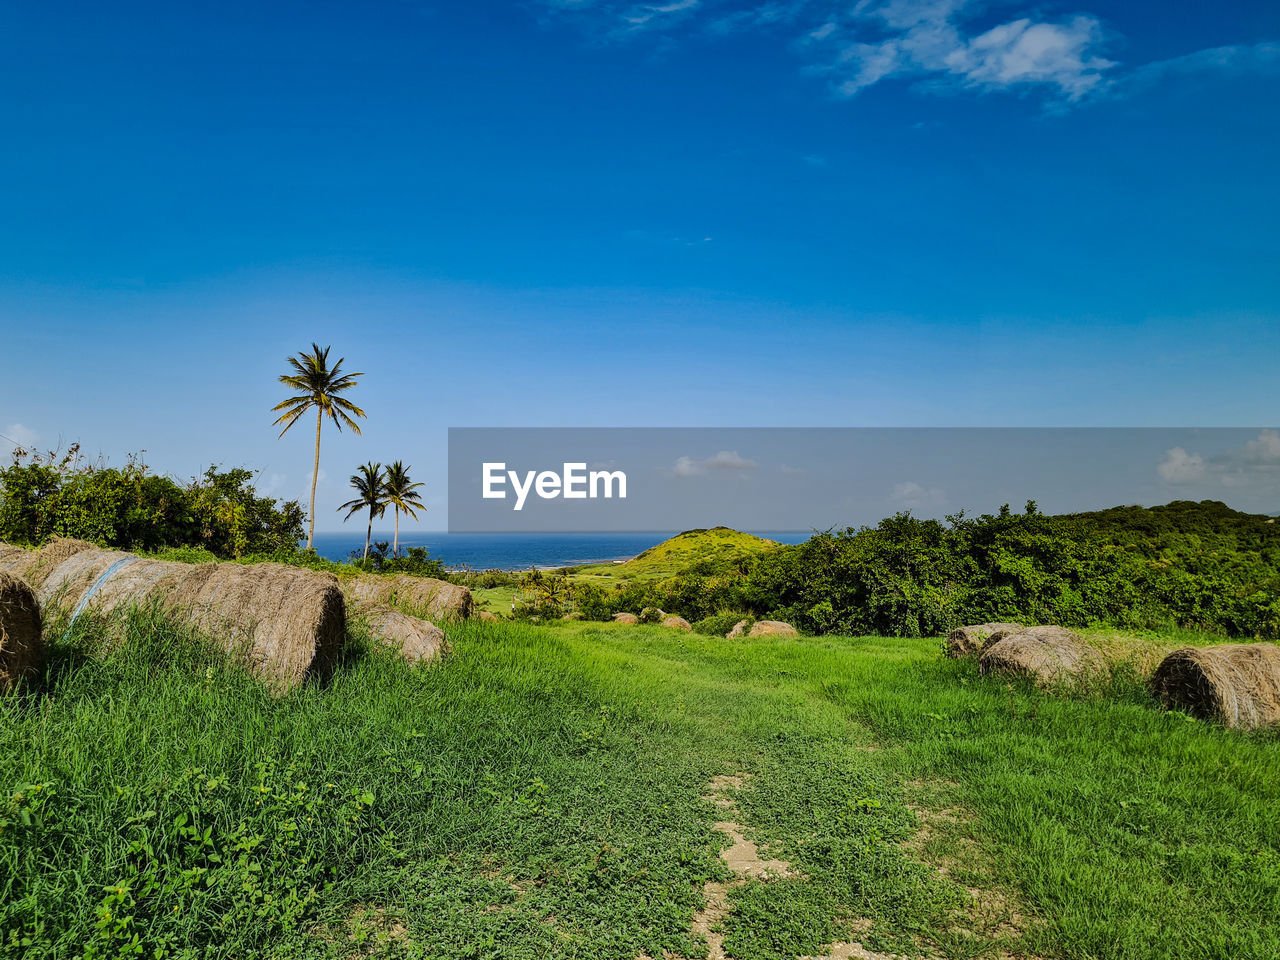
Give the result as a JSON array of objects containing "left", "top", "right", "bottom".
[
  {"left": 0, "top": 447, "right": 303, "bottom": 558},
  {"left": 585, "top": 501, "right": 1280, "bottom": 639},
  {"left": 743, "top": 502, "right": 1280, "bottom": 638}
]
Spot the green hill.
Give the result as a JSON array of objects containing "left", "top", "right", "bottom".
[{"left": 564, "top": 527, "right": 782, "bottom": 584}]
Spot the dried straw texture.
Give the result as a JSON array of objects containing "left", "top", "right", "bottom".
[
  {"left": 359, "top": 605, "right": 449, "bottom": 664},
  {"left": 0, "top": 538, "right": 99, "bottom": 590},
  {"left": 946, "top": 622, "right": 1023, "bottom": 658},
  {"left": 0, "top": 571, "right": 42, "bottom": 691},
  {"left": 980, "top": 625, "right": 1106, "bottom": 685},
  {"left": 612, "top": 613, "right": 639, "bottom": 625},
  {"left": 343, "top": 574, "right": 474, "bottom": 621},
  {"left": 36, "top": 547, "right": 345, "bottom": 691},
  {"left": 1150, "top": 644, "right": 1280, "bottom": 730},
  {"left": 165, "top": 563, "right": 346, "bottom": 690},
  {"left": 749, "top": 620, "right": 798, "bottom": 638},
  {"left": 660, "top": 615, "right": 692, "bottom": 631},
  {"left": 475, "top": 610, "right": 500, "bottom": 623},
  {"left": 726, "top": 620, "right": 751, "bottom": 639}
]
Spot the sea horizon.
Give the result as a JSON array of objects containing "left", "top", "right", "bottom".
[{"left": 307, "top": 530, "right": 813, "bottom": 570}]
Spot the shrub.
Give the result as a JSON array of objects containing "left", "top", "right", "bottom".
[{"left": 0, "top": 448, "right": 303, "bottom": 559}]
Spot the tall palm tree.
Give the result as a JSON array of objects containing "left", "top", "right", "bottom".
[
  {"left": 338, "top": 462, "right": 387, "bottom": 560},
  {"left": 273, "top": 344, "right": 366, "bottom": 550},
  {"left": 383, "top": 460, "right": 426, "bottom": 557}
]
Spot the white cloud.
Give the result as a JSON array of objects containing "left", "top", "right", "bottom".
[
  {"left": 2, "top": 423, "right": 38, "bottom": 453},
  {"left": 890, "top": 480, "right": 947, "bottom": 508},
  {"left": 813, "top": 2, "right": 1115, "bottom": 101},
  {"left": 1242, "top": 428, "right": 1280, "bottom": 464},
  {"left": 536, "top": 0, "right": 1276, "bottom": 108},
  {"left": 672, "top": 450, "right": 759, "bottom": 477},
  {"left": 1157, "top": 447, "right": 1207, "bottom": 484},
  {"left": 1157, "top": 431, "right": 1280, "bottom": 488}
]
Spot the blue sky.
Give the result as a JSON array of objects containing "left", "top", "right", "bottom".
[{"left": 1, "top": 0, "right": 1277, "bottom": 530}]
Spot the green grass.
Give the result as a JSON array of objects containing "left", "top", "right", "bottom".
[{"left": 1, "top": 615, "right": 1277, "bottom": 959}]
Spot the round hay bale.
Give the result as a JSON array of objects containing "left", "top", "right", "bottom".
[
  {"left": 748, "top": 620, "right": 798, "bottom": 638},
  {"left": 36, "top": 547, "right": 345, "bottom": 691},
  {"left": 476, "top": 610, "right": 500, "bottom": 623},
  {"left": 946, "top": 622, "right": 1023, "bottom": 658},
  {"left": 0, "top": 544, "right": 32, "bottom": 579},
  {"left": 28, "top": 538, "right": 100, "bottom": 589},
  {"left": 612, "top": 612, "right": 639, "bottom": 625},
  {"left": 343, "top": 574, "right": 474, "bottom": 620},
  {"left": 1150, "top": 644, "right": 1280, "bottom": 730},
  {"left": 979, "top": 626, "right": 1105, "bottom": 685},
  {"left": 36, "top": 547, "right": 185, "bottom": 618},
  {"left": 0, "top": 571, "right": 42, "bottom": 691},
  {"left": 561, "top": 611, "right": 585, "bottom": 621},
  {"left": 168, "top": 563, "right": 346, "bottom": 690},
  {"left": 0, "top": 538, "right": 99, "bottom": 589},
  {"left": 660, "top": 615, "right": 692, "bottom": 631},
  {"left": 726, "top": 619, "right": 752, "bottom": 639},
  {"left": 360, "top": 605, "right": 449, "bottom": 664}
]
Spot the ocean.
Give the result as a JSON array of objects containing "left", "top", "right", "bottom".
[{"left": 308, "top": 531, "right": 812, "bottom": 570}]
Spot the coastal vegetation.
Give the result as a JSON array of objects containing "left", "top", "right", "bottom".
[
  {"left": 2, "top": 610, "right": 1276, "bottom": 959},
  {"left": 499, "top": 503, "right": 1280, "bottom": 640}
]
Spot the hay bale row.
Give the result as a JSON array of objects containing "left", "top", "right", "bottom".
[
  {"left": 979, "top": 625, "right": 1106, "bottom": 685},
  {"left": 946, "top": 622, "right": 1022, "bottom": 658},
  {"left": 1151, "top": 644, "right": 1280, "bottom": 730},
  {"left": 0, "top": 571, "right": 42, "bottom": 692},
  {"left": 2, "top": 539, "right": 344, "bottom": 691},
  {"left": 343, "top": 574, "right": 474, "bottom": 621}
]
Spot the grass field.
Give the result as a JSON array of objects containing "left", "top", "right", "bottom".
[{"left": 2, "top": 615, "right": 1277, "bottom": 959}]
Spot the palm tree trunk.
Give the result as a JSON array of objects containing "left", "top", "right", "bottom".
[
  {"left": 307, "top": 408, "right": 322, "bottom": 550},
  {"left": 364, "top": 506, "right": 373, "bottom": 560},
  {"left": 393, "top": 508, "right": 400, "bottom": 558}
]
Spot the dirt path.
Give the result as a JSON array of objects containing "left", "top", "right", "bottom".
[{"left": 644, "top": 773, "right": 893, "bottom": 960}]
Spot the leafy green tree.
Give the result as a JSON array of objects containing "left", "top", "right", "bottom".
[
  {"left": 383, "top": 460, "right": 425, "bottom": 557},
  {"left": 338, "top": 462, "right": 387, "bottom": 561},
  {"left": 273, "top": 344, "right": 365, "bottom": 550}
]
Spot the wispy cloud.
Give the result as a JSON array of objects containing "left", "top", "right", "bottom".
[
  {"left": 672, "top": 449, "right": 759, "bottom": 477},
  {"left": 1125, "top": 41, "right": 1280, "bottom": 89},
  {"left": 536, "top": 0, "right": 1277, "bottom": 107},
  {"left": 806, "top": 1, "right": 1114, "bottom": 101}
]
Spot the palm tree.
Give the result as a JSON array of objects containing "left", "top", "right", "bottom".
[
  {"left": 383, "top": 460, "right": 426, "bottom": 557},
  {"left": 338, "top": 462, "right": 387, "bottom": 560},
  {"left": 273, "top": 344, "right": 366, "bottom": 550}
]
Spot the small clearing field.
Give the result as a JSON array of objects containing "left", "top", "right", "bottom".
[{"left": 2, "top": 616, "right": 1277, "bottom": 959}]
